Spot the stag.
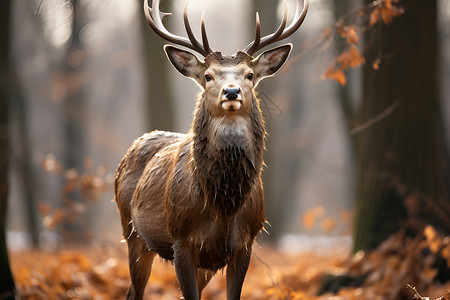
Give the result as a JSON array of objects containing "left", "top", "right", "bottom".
[{"left": 114, "top": 0, "right": 308, "bottom": 299}]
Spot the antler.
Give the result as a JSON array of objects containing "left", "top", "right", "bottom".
[
  {"left": 144, "top": 0, "right": 213, "bottom": 57},
  {"left": 244, "top": 0, "right": 309, "bottom": 56}
]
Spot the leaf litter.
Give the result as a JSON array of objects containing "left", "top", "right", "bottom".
[{"left": 10, "top": 222, "right": 449, "bottom": 300}]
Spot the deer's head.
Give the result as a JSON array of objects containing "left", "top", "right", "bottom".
[{"left": 144, "top": 0, "right": 308, "bottom": 118}]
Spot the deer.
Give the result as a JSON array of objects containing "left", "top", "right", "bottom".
[{"left": 114, "top": 0, "right": 308, "bottom": 299}]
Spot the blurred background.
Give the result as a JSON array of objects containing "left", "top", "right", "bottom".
[{"left": 3, "top": 0, "right": 450, "bottom": 254}]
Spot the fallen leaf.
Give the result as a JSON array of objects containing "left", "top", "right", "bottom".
[
  {"left": 321, "top": 217, "right": 337, "bottom": 234},
  {"left": 302, "top": 206, "right": 326, "bottom": 229},
  {"left": 424, "top": 225, "right": 442, "bottom": 254}
]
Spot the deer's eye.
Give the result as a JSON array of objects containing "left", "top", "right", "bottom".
[
  {"left": 205, "top": 74, "right": 212, "bottom": 82},
  {"left": 246, "top": 73, "right": 254, "bottom": 81}
]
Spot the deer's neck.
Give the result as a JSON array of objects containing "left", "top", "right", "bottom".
[{"left": 192, "top": 99, "right": 265, "bottom": 215}]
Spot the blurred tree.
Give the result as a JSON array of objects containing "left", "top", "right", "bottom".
[
  {"left": 140, "top": 0, "right": 175, "bottom": 131},
  {"left": 8, "top": 1, "right": 40, "bottom": 246},
  {"left": 353, "top": 0, "right": 449, "bottom": 251},
  {"left": 64, "top": 0, "right": 86, "bottom": 174},
  {"left": 0, "top": 0, "right": 16, "bottom": 297},
  {"left": 11, "top": 80, "right": 39, "bottom": 246},
  {"left": 61, "top": 0, "right": 89, "bottom": 238},
  {"left": 252, "top": 0, "right": 283, "bottom": 240}
]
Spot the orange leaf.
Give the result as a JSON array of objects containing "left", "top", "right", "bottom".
[
  {"left": 381, "top": 4, "right": 394, "bottom": 24},
  {"left": 338, "top": 25, "right": 359, "bottom": 45},
  {"left": 302, "top": 210, "right": 316, "bottom": 230},
  {"left": 369, "top": 7, "right": 380, "bottom": 26},
  {"left": 322, "top": 67, "right": 346, "bottom": 86},
  {"left": 37, "top": 202, "right": 53, "bottom": 216},
  {"left": 302, "top": 206, "right": 325, "bottom": 229},
  {"left": 321, "top": 217, "right": 336, "bottom": 234},
  {"left": 336, "top": 45, "right": 365, "bottom": 69},
  {"left": 377, "top": 0, "right": 405, "bottom": 25},
  {"left": 43, "top": 210, "right": 65, "bottom": 229},
  {"left": 424, "top": 225, "right": 442, "bottom": 254},
  {"left": 372, "top": 58, "right": 381, "bottom": 70}
]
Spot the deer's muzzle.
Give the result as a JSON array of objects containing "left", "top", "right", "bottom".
[{"left": 221, "top": 86, "right": 242, "bottom": 111}]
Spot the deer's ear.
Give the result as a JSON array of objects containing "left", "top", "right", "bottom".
[
  {"left": 164, "top": 45, "right": 205, "bottom": 82},
  {"left": 251, "top": 44, "right": 292, "bottom": 83}
]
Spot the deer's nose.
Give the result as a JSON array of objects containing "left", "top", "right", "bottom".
[{"left": 223, "top": 87, "right": 240, "bottom": 100}]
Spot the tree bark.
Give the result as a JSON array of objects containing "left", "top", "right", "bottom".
[
  {"left": 0, "top": 0, "right": 16, "bottom": 297},
  {"left": 353, "top": 0, "right": 449, "bottom": 251}
]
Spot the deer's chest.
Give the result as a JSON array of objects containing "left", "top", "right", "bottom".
[{"left": 187, "top": 214, "right": 251, "bottom": 270}]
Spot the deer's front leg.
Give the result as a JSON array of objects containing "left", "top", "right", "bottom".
[
  {"left": 173, "top": 240, "right": 199, "bottom": 300},
  {"left": 226, "top": 246, "right": 252, "bottom": 300}
]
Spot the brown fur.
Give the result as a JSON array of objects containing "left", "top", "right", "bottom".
[{"left": 114, "top": 45, "right": 291, "bottom": 300}]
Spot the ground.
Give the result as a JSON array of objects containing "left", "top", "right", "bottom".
[{"left": 9, "top": 226, "right": 450, "bottom": 300}]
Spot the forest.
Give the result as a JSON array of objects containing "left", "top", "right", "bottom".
[{"left": 1, "top": 0, "right": 449, "bottom": 299}]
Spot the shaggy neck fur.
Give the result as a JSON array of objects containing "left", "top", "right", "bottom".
[{"left": 192, "top": 95, "right": 265, "bottom": 216}]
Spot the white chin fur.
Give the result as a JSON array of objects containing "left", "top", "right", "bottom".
[{"left": 222, "top": 101, "right": 241, "bottom": 111}]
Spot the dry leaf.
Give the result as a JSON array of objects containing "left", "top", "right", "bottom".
[
  {"left": 372, "top": 58, "right": 381, "bottom": 70},
  {"left": 424, "top": 225, "right": 442, "bottom": 254},
  {"left": 322, "top": 67, "right": 346, "bottom": 86},
  {"left": 43, "top": 210, "right": 65, "bottom": 229},
  {"left": 338, "top": 25, "right": 359, "bottom": 45},
  {"left": 302, "top": 211, "right": 317, "bottom": 230},
  {"left": 302, "top": 206, "right": 326, "bottom": 229},
  {"left": 37, "top": 202, "right": 53, "bottom": 216},
  {"left": 369, "top": 7, "right": 380, "bottom": 26},
  {"left": 370, "top": 0, "right": 404, "bottom": 26},
  {"left": 321, "top": 217, "right": 337, "bottom": 234},
  {"left": 336, "top": 45, "right": 365, "bottom": 69}
]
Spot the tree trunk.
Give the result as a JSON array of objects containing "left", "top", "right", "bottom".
[
  {"left": 252, "top": 0, "right": 284, "bottom": 241},
  {"left": 353, "top": 0, "right": 449, "bottom": 251},
  {"left": 140, "top": 2, "right": 175, "bottom": 132},
  {"left": 61, "top": 0, "right": 88, "bottom": 239},
  {"left": 0, "top": 0, "right": 16, "bottom": 296}
]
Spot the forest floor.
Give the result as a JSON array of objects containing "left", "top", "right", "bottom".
[{"left": 10, "top": 225, "right": 450, "bottom": 300}]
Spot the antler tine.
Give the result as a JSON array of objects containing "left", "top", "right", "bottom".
[
  {"left": 243, "top": 12, "right": 261, "bottom": 54},
  {"left": 244, "top": 1, "right": 288, "bottom": 56},
  {"left": 276, "top": 0, "right": 309, "bottom": 41},
  {"left": 257, "top": 1, "right": 288, "bottom": 50},
  {"left": 183, "top": 1, "right": 208, "bottom": 56},
  {"left": 244, "top": 0, "right": 309, "bottom": 56},
  {"left": 144, "top": 0, "right": 190, "bottom": 49},
  {"left": 144, "top": 0, "right": 213, "bottom": 57},
  {"left": 201, "top": 11, "right": 213, "bottom": 55}
]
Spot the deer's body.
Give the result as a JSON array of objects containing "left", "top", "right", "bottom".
[
  {"left": 114, "top": 1, "right": 308, "bottom": 299},
  {"left": 116, "top": 103, "right": 266, "bottom": 263}
]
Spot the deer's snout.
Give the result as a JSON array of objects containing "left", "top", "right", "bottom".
[
  {"left": 223, "top": 87, "right": 240, "bottom": 100},
  {"left": 221, "top": 85, "right": 242, "bottom": 111}
]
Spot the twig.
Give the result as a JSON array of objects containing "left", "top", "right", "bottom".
[
  {"left": 252, "top": 252, "right": 289, "bottom": 300},
  {"left": 407, "top": 284, "right": 430, "bottom": 300},
  {"left": 283, "top": 0, "right": 394, "bottom": 70},
  {"left": 350, "top": 100, "right": 399, "bottom": 135}
]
